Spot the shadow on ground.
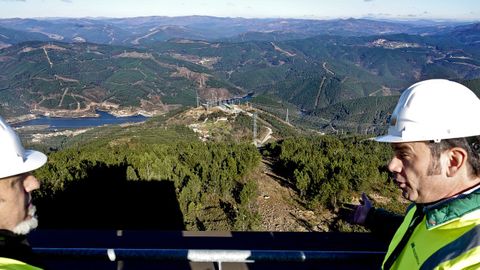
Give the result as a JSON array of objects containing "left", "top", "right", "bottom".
[{"left": 36, "top": 161, "right": 184, "bottom": 230}]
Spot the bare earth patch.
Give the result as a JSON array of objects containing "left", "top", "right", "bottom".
[{"left": 255, "top": 159, "right": 332, "bottom": 232}]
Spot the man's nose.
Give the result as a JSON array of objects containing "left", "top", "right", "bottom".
[
  {"left": 388, "top": 156, "right": 403, "bottom": 173},
  {"left": 23, "top": 174, "right": 40, "bottom": 192}
]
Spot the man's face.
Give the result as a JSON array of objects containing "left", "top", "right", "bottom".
[
  {"left": 388, "top": 142, "right": 450, "bottom": 203},
  {"left": 0, "top": 173, "right": 40, "bottom": 234}
]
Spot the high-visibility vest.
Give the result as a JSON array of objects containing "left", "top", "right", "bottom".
[
  {"left": 0, "top": 257, "right": 41, "bottom": 270},
  {"left": 382, "top": 190, "right": 480, "bottom": 269}
]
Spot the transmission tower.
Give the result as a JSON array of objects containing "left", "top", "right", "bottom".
[
  {"left": 253, "top": 112, "right": 257, "bottom": 146},
  {"left": 285, "top": 108, "right": 289, "bottom": 124},
  {"left": 196, "top": 90, "right": 200, "bottom": 107}
]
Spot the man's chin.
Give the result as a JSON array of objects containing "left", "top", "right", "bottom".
[
  {"left": 12, "top": 216, "right": 38, "bottom": 235},
  {"left": 12, "top": 205, "right": 39, "bottom": 235}
]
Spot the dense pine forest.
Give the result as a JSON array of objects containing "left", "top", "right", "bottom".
[
  {"left": 264, "top": 136, "right": 396, "bottom": 209},
  {"left": 33, "top": 124, "right": 261, "bottom": 231},
  {"left": 29, "top": 112, "right": 407, "bottom": 231}
]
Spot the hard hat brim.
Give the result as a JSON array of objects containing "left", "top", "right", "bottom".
[
  {"left": 0, "top": 150, "right": 47, "bottom": 179},
  {"left": 374, "top": 134, "right": 408, "bottom": 143},
  {"left": 0, "top": 150, "right": 48, "bottom": 180},
  {"left": 22, "top": 150, "right": 48, "bottom": 174}
]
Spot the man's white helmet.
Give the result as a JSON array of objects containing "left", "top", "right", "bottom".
[
  {"left": 0, "top": 117, "right": 47, "bottom": 179},
  {"left": 375, "top": 79, "right": 480, "bottom": 143}
]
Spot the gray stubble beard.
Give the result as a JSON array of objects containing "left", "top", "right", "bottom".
[{"left": 12, "top": 205, "right": 38, "bottom": 235}]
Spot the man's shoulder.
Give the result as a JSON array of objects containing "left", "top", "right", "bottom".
[
  {"left": 424, "top": 188, "right": 480, "bottom": 229},
  {"left": 0, "top": 257, "right": 42, "bottom": 270}
]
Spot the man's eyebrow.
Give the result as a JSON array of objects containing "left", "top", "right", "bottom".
[
  {"left": 392, "top": 144, "right": 412, "bottom": 152},
  {"left": 8, "top": 174, "right": 26, "bottom": 188}
]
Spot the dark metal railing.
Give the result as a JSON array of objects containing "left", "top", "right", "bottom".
[
  {"left": 34, "top": 247, "right": 385, "bottom": 262},
  {"left": 29, "top": 230, "right": 389, "bottom": 269}
]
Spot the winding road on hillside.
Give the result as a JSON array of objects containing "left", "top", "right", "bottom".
[
  {"left": 314, "top": 76, "right": 327, "bottom": 109},
  {"left": 313, "top": 62, "right": 336, "bottom": 110}
]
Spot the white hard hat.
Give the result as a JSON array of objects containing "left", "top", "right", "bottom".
[
  {"left": 375, "top": 79, "right": 480, "bottom": 143},
  {"left": 0, "top": 117, "right": 47, "bottom": 179}
]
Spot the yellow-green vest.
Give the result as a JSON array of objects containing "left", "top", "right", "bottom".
[
  {"left": 382, "top": 189, "right": 480, "bottom": 269},
  {"left": 0, "top": 258, "right": 41, "bottom": 270}
]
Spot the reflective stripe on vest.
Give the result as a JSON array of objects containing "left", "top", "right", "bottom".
[{"left": 421, "top": 224, "right": 480, "bottom": 269}]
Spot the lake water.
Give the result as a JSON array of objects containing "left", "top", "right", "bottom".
[{"left": 14, "top": 111, "right": 148, "bottom": 129}]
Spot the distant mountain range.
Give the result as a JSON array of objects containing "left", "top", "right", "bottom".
[
  {"left": 0, "top": 16, "right": 468, "bottom": 46},
  {"left": 0, "top": 16, "right": 479, "bottom": 132}
]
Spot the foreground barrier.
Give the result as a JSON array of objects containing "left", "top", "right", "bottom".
[
  {"left": 29, "top": 230, "right": 388, "bottom": 269},
  {"left": 34, "top": 247, "right": 385, "bottom": 261}
]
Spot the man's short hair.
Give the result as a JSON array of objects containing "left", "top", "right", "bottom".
[{"left": 428, "top": 136, "right": 480, "bottom": 177}]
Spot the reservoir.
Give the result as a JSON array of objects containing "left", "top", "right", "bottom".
[{"left": 13, "top": 111, "right": 148, "bottom": 129}]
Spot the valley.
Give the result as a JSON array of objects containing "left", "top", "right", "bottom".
[{"left": 1, "top": 16, "right": 479, "bottom": 232}]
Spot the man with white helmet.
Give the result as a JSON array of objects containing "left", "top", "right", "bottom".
[
  {"left": 0, "top": 117, "right": 47, "bottom": 269},
  {"left": 352, "top": 79, "right": 480, "bottom": 269}
]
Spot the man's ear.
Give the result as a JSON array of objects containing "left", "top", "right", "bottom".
[{"left": 446, "top": 147, "right": 468, "bottom": 177}]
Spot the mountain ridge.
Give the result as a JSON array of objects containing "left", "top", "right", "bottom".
[
  {"left": 0, "top": 16, "right": 471, "bottom": 47},
  {"left": 1, "top": 17, "right": 479, "bottom": 133}
]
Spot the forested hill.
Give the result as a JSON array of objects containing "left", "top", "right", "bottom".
[
  {"left": 1, "top": 18, "right": 480, "bottom": 134},
  {"left": 149, "top": 31, "right": 480, "bottom": 112},
  {"left": 28, "top": 107, "right": 402, "bottom": 232},
  {"left": 0, "top": 41, "right": 242, "bottom": 118}
]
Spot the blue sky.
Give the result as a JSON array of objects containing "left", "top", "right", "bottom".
[{"left": 0, "top": 0, "right": 478, "bottom": 21}]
